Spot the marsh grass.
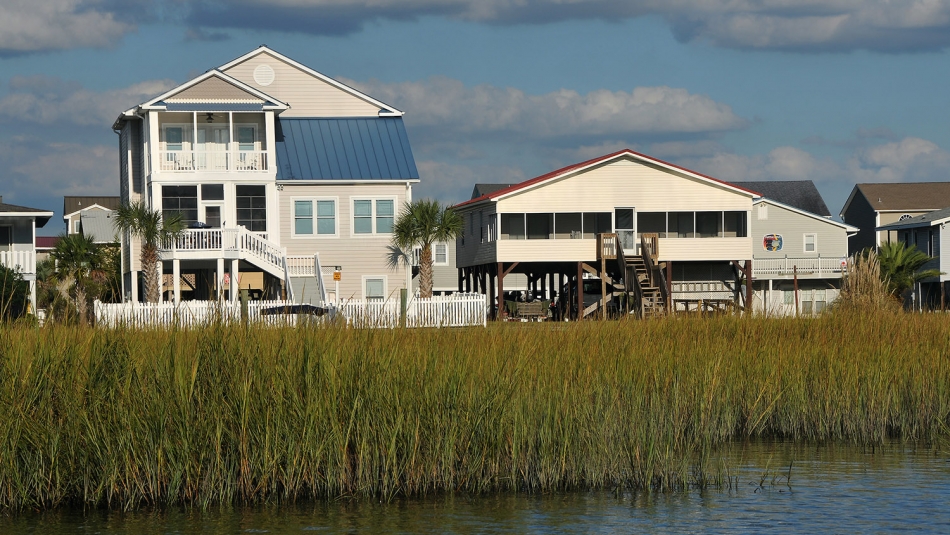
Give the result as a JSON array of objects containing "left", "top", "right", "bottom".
[{"left": 1, "top": 311, "right": 949, "bottom": 509}]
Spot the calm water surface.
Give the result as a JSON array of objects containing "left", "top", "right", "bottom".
[{"left": 3, "top": 442, "right": 949, "bottom": 534}]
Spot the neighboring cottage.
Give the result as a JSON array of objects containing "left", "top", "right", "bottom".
[
  {"left": 877, "top": 208, "right": 950, "bottom": 310},
  {"left": 0, "top": 196, "right": 54, "bottom": 312},
  {"left": 733, "top": 181, "right": 857, "bottom": 316},
  {"left": 112, "top": 46, "right": 419, "bottom": 304},
  {"left": 453, "top": 149, "right": 759, "bottom": 319},
  {"left": 840, "top": 182, "right": 950, "bottom": 255},
  {"left": 64, "top": 196, "right": 121, "bottom": 241}
]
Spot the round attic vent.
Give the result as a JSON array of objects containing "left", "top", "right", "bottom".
[
  {"left": 253, "top": 64, "right": 275, "bottom": 86},
  {"left": 899, "top": 214, "right": 913, "bottom": 221}
]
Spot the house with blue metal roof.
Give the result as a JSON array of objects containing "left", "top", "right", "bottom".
[{"left": 113, "top": 46, "right": 419, "bottom": 304}]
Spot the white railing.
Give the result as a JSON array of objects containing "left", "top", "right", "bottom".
[
  {"left": 0, "top": 250, "right": 36, "bottom": 275},
  {"left": 162, "top": 227, "right": 285, "bottom": 277},
  {"left": 285, "top": 255, "right": 319, "bottom": 277},
  {"left": 753, "top": 256, "right": 847, "bottom": 277},
  {"left": 157, "top": 150, "right": 268, "bottom": 172},
  {"left": 95, "top": 293, "right": 488, "bottom": 329}
]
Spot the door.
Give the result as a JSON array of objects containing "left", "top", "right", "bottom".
[
  {"left": 615, "top": 208, "right": 636, "bottom": 253},
  {"left": 196, "top": 126, "right": 229, "bottom": 170}
]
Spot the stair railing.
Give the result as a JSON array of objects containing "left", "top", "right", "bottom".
[{"left": 640, "top": 233, "right": 669, "bottom": 312}]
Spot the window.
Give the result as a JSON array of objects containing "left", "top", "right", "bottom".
[
  {"left": 73, "top": 219, "right": 81, "bottom": 234},
  {"left": 555, "top": 213, "right": 582, "bottom": 239},
  {"left": 784, "top": 289, "right": 794, "bottom": 305},
  {"left": 163, "top": 126, "right": 184, "bottom": 151},
  {"left": 353, "top": 199, "right": 394, "bottom": 235},
  {"left": 434, "top": 243, "right": 448, "bottom": 265},
  {"left": 582, "top": 212, "right": 612, "bottom": 238},
  {"left": 236, "top": 185, "right": 266, "bottom": 232},
  {"left": 668, "top": 212, "right": 694, "bottom": 238},
  {"left": 201, "top": 184, "right": 224, "bottom": 201},
  {"left": 724, "top": 211, "right": 747, "bottom": 237},
  {"left": 0, "top": 226, "right": 11, "bottom": 251},
  {"left": 364, "top": 276, "right": 386, "bottom": 300},
  {"left": 526, "top": 213, "right": 553, "bottom": 240},
  {"left": 637, "top": 212, "right": 666, "bottom": 238},
  {"left": 294, "top": 201, "right": 313, "bottom": 235},
  {"left": 501, "top": 213, "right": 525, "bottom": 240},
  {"left": 696, "top": 211, "right": 721, "bottom": 238},
  {"left": 804, "top": 233, "right": 817, "bottom": 253},
  {"left": 294, "top": 199, "right": 336, "bottom": 236},
  {"left": 162, "top": 185, "right": 198, "bottom": 225},
  {"left": 237, "top": 126, "right": 256, "bottom": 152},
  {"left": 205, "top": 206, "right": 221, "bottom": 228}
]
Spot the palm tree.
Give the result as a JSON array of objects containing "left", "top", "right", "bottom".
[
  {"left": 391, "top": 199, "right": 463, "bottom": 298},
  {"left": 51, "top": 232, "right": 104, "bottom": 322},
  {"left": 113, "top": 201, "right": 185, "bottom": 303},
  {"left": 876, "top": 241, "right": 942, "bottom": 298}
]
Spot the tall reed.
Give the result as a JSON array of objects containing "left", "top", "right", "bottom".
[{"left": 0, "top": 311, "right": 948, "bottom": 509}]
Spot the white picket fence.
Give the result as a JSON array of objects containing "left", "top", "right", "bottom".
[{"left": 94, "top": 293, "right": 487, "bottom": 329}]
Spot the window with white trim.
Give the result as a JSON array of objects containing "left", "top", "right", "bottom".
[
  {"left": 434, "top": 243, "right": 448, "bottom": 265},
  {"left": 294, "top": 199, "right": 337, "bottom": 237},
  {"left": 364, "top": 276, "right": 386, "bottom": 300},
  {"left": 353, "top": 199, "right": 394, "bottom": 235},
  {"left": 804, "top": 233, "right": 817, "bottom": 253}
]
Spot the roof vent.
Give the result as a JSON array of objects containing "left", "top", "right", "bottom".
[{"left": 253, "top": 64, "right": 275, "bottom": 86}]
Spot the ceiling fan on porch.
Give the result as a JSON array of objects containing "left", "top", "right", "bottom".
[{"left": 205, "top": 112, "right": 215, "bottom": 123}]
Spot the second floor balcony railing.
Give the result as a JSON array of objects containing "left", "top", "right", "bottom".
[
  {"left": 157, "top": 150, "right": 268, "bottom": 172},
  {"left": 753, "top": 256, "right": 847, "bottom": 277},
  {"left": 0, "top": 250, "right": 36, "bottom": 276}
]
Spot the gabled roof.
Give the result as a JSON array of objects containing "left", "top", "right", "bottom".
[
  {"left": 841, "top": 182, "right": 950, "bottom": 216},
  {"left": 0, "top": 198, "right": 53, "bottom": 227},
  {"left": 454, "top": 149, "right": 760, "bottom": 208},
  {"left": 732, "top": 181, "right": 830, "bottom": 217},
  {"left": 877, "top": 206, "right": 950, "bottom": 231},
  {"left": 114, "top": 70, "right": 289, "bottom": 127},
  {"left": 275, "top": 117, "right": 418, "bottom": 181},
  {"left": 63, "top": 196, "right": 120, "bottom": 219},
  {"left": 754, "top": 197, "right": 858, "bottom": 234},
  {"left": 472, "top": 184, "right": 518, "bottom": 200},
  {"left": 218, "top": 46, "right": 404, "bottom": 117}
]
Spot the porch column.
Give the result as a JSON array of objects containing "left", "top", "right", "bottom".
[
  {"left": 497, "top": 262, "right": 505, "bottom": 321},
  {"left": 576, "top": 262, "right": 583, "bottom": 321},
  {"left": 767, "top": 279, "right": 773, "bottom": 316},
  {"left": 172, "top": 259, "right": 181, "bottom": 304},
  {"left": 217, "top": 258, "right": 225, "bottom": 301},
  {"left": 230, "top": 259, "right": 239, "bottom": 303},
  {"left": 458, "top": 268, "right": 464, "bottom": 293},
  {"left": 130, "top": 270, "right": 139, "bottom": 304},
  {"left": 157, "top": 262, "right": 164, "bottom": 303}
]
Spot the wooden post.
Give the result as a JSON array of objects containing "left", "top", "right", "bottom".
[
  {"left": 666, "top": 260, "right": 673, "bottom": 314},
  {"left": 793, "top": 265, "right": 799, "bottom": 317},
  {"left": 458, "top": 268, "right": 464, "bottom": 293},
  {"left": 745, "top": 260, "right": 753, "bottom": 312},
  {"left": 497, "top": 262, "right": 505, "bottom": 321},
  {"left": 399, "top": 288, "right": 407, "bottom": 328},
  {"left": 576, "top": 261, "right": 584, "bottom": 321},
  {"left": 601, "top": 255, "right": 607, "bottom": 320}
]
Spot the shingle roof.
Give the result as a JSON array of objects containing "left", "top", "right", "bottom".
[
  {"left": 275, "top": 118, "right": 419, "bottom": 181},
  {"left": 471, "top": 184, "right": 517, "bottom": 200},
  {"left": 854, "top": 182, "right": 950, "bottom": 211},
  {"left": 63, "top": 196, "right": 121, "bottom": 216},
  {"left": 732, "top": 181, "right": 830, "bottom": 217},
  {"left": 0, "top": 199, "right": 53, "bottom": 227}
]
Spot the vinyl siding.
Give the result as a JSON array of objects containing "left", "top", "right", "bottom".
[
  {"left": 277, "top": 183, "right": 409, "bottom": 300},
  {"left": 166, "top": 77, "right": 264, "bottom": 102},
  {"left": 751, "top": 201, "right": 850, "bottom": 261},
  {"left": 223, "top": 52, "right": 383, "bottom": 118}
]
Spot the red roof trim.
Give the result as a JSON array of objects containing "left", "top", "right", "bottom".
[{"left": 453, "top": 149, "right": 761, "bottom": 209}]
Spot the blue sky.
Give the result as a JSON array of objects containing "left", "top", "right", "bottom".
[{"left": 3, "top": 1, "right": 950, "bottom": 234}]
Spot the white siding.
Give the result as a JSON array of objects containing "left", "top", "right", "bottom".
[
  {"left": 278, "top": 182, "right": 410, "bottom": 300},
  {"left": 223, "top": 52, "right": 383, "bottom": 118}
]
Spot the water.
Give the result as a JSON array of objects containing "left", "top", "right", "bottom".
[{"left": 3, "top": 442, "right": 949, "bottom": 534}]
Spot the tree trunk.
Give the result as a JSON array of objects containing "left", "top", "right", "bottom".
[
  {"left": 419, "top": 244, "right": 434, "bottom": 298},
  {"left": 141, "top": 246, "right": 161, "bottom": 304}
]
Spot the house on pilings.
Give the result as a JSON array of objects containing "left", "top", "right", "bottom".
[{"left": 452, "top": 150, "right": 760, "bottom": 320}]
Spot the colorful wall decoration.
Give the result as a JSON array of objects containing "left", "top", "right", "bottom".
[{"left": 763, "top": 234, "right": 783, "bottom": 251}]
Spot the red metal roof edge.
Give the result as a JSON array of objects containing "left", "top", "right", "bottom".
[{"left": 452, "top": 149, "right": 761, "bottom": 209}]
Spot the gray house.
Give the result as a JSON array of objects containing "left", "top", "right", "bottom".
[
  {"left": 734, "top": 181, "right": 858, "bottom": 316},
  {"left": 0, "top": 196, "right": 54, "bottom": 312},
  {"left": 877, "top": 207, "right": 950, "bottom": 310},
  {"left": 840, "top": 182, "right": 950, "bottom": 255}
]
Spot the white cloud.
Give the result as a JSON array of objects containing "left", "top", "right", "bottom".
[
  {"left": 0, "top": 137, "right": 117, "bottom": 199},
  {"left": 349, "top": 76, "right": 748, "bottom": 140},
  {"left": 0, "top": 0, "right": 133, "bottom": 55},
  {"left": 847, "top": 137, "right": 950, "bottom": 183},
  {"left": 0, "top": 76, "right": 176, "bottom": 127},
  {"left": 415, "top": 159, "right": 528, "bottom": 202}
]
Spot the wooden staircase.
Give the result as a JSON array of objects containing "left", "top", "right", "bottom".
[{"left": 598, "top": 233, "right": 669, "bottom": 318}]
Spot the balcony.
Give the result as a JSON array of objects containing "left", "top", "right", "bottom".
[
  {"left": 753, "top": 256, "right": 846, "bottom": 278},
  {"left": 157, "top": 150, "right": 268, "bottom": 173},
  {"left": 0, "top": 250, "right": 36, "bottom": 277}
]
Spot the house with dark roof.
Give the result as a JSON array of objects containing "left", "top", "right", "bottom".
[
  {"left": 840, "top": 182, "right": 950, "bottom": 255},
  {"left": 877, "top": 207, "right": 950, "bottom": 310},
  {"left": 453, "top": 149, "right": 759, "bottom": 319},
  {"left": 63, "top": 196, "right": 121, "bottom": 238},
  {"left": 734, "top": 181, "right": 858, "bottom": 316},
  {"left": 0, "top": 196, "right": 54, "bottom": 312},
  {"left": 113, "top": 46, "right": 419, "bottom": 304}
]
